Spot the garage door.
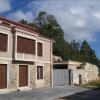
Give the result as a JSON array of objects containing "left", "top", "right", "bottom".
[
  {"left": 53, "top": 69, "right": 70, "bottom": 86},
  {"left": 19, "top": 65, "right": 28, "bottom": 87},
  {"left": 0, "top": 64, "right": 7, "bottom": 89}
]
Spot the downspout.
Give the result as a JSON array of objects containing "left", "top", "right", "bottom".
[{"left": 50, "top": 41, "right": 52, "bottom": 87}]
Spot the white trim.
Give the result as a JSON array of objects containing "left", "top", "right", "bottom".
[
  {"left": 38, "top": 36, "right": 52, "bottom": 42},
  {"left": 37, "top": 41, "right": 44, "bottom": 58},
  {"left": 16, "top": 28, "right": 38, "bottom": 37},
  {"left": 14, "top": 58, "right": 36, "bottom": 62},
  {"left": 16, "top": 33, "right": 37, "bottom": 40},
  {"left": 15, "top": 34, "right": 17, "bottom": 59},
  {"left": 15, "top": 34, "right": 37, "bottom": 60},
  {"left": 0, "top": 26, "right": 11, "bottom": 31},
  {"left": 36, "top": 65, "right": 44, "bottom": 80},
  {"left": 36, "top": 61, "right": 51, "bottom": 64},
  {"left": 0, "top": 57, "right": 12, "bottom": 60},
  {"left": 53, "top": 62, "right": 68, "bottom": 65},
  {"left": 7, "top": 33, "right": 9, "bottom": 53},
  {"left": 36, "top": 40, "right": 37, "bottom": 61}
]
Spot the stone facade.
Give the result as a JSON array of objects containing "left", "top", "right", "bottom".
[
  {"left": 29, "top": 64, "right": 36, "bottom": 88},
  {"left": 8, "top": 64, "right": 18, "bottom": 91},
  {"left": 0, "top": 61, "right": 51, "bottom": 92},
  {"left": 44, "top": 63, "right": 51, "bottom": 87},
  {"left": 68, "top": 60, "right": 99, "bottom": 85}
]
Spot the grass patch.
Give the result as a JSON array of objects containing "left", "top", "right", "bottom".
[{"left": 82, "top": 79, "right": 100, "bottom": 89}]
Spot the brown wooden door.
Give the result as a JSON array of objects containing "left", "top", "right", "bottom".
[
  {"left": 0, "top": 64, "right": 7, "bottom": 89},
  {"left": 19, "top": 65, "right": 28, "bottom": 87}
]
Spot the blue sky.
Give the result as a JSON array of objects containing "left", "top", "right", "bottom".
[{"left": 0, "top": 0, "right": 100, "bottom": 58}]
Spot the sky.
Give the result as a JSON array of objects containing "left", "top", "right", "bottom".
[{"left": 0, "top": 0, "right": 100, "bottom": 58}]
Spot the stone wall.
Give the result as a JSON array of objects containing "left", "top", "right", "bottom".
[
  {"left": 0, "top": 61, "right": 51, "bottom": 92},
  {"left": 35, "top": 62, "right": 51, "bottom": 88},
  {"left": 29, "top": 64, "right": 36, "bottom": 88},
  {"left": 44, "top": 63, "right": 51, "bottom": 87},
  {"left": 68, "top": 61, "right": 99, "bottom": 85},
  {"left": 84, "top": 63, "right": 99, "bottom": 82},
  {"left": 8, "top": 64, "right": 18, "bottom": 91}
]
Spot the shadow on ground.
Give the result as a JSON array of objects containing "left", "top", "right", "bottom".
[{"left": 59, "top": 88, "right": 100, "bottom": 100}]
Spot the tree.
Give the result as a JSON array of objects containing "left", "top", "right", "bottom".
[
  {"left": 34, "top": 11, "right": 64, "bottom": 39},
  {"left": 80, "top": 40, "right": 97, "bottom": 64},
  {"left": 19, "top": 19, "right": 28, "bottom": 25},
  {"left": 18, "top": 11, "right": 100, "bottom": 70},
  {"left": 34, "top": 11, "right": 67, "bottom": 59},
  {"left": 70, "top": 40, "right": 80, "bottom": 61}
]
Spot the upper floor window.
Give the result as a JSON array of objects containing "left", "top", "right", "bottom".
[
  {"left": 37, "top": 42, "right": 43, "bottom": 57},
  {"left": 17, "top": 36, "right": 35, "bottom": 54},
  {"left": 0, "top": 33, "right": 8, "bottom": 52}
]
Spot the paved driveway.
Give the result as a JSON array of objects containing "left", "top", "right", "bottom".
[{"left": 0, "top": 86, "right": 88, "bottom": 100}]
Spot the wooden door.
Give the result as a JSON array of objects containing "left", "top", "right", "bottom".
[
  {"left": 19, "top": 65, "right": 28, "bottom": 87},
  {"left": 79, "top": 75, "right": 82, "bottom": 85},
  {"left": 0, "top": 64, "right": 7, "bottom": 89}
]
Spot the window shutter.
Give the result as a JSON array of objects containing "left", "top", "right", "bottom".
[
  {"left": 0, "top": 33, "right": 7, "bottom": 52},
  {"left": 37, "top": 43, "right": 43, "bottom": 56},
  {"left": 17, "top": 36, "right": 35, "bottom": 54}
]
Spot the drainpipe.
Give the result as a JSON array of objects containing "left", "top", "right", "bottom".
[{"left": 50, "top": 41, "right": 53, "bottom": 87}]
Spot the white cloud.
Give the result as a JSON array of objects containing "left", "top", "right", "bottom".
[
  {"left": 75, "top": 20, "right": 85, "bottom": 27},
  {"left": 0, "top": 0, "right": 11, "bottom": 13},
  {"left": 7, "top": 0, "right": 100, "bottom": 42},
  {"left": 8, "top": 11, "right": 33, "bottom": 22},
  {"left": 28, "top": 0, "right": 99, "bottom": 42},
  {"left": 93, "top": 12, "right": 100, "bottom": 20}
]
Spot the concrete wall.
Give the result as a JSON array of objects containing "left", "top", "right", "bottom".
[{"left": 37, "top": 37, "right": 51, "bottom": 62}]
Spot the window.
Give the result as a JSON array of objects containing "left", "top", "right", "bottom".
[
  {"left": 0, "top": 33, "right": 8, "bottom": 52},
  {"left": 37, "top": 42, "right": 43, "bottom": 56},
  {"left": 37, "top": 66, "right": 43, "bottom": 79},
  {"left": 17, "top": 36, "right": 35, "bottom": 54}
]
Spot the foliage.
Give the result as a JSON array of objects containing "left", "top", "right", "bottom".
[
  {"left": 80, "top": 40, "right": 98, "bottom": 65},
  {"left": 83, "top": 79, "right": 100, "bottom": 88}
]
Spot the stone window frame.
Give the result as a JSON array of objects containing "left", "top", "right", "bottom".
[
  {"left": 37, "top": 42, "right": 43, "bottom": 57},
  {"left": 37, "top": 66, "right": 44, "bottom": 80}
]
